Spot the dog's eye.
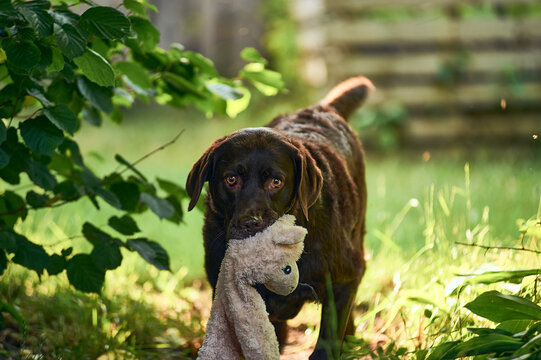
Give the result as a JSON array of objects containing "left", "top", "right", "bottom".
[
  {"left": 283, "top": 265, "right": 292, "bottom": 275},
  {"left": 269, "top": 178, "right": 283, "bottom": 189},
  {"left": 225, "top": 175, "right": 238, "bottom": 186}
]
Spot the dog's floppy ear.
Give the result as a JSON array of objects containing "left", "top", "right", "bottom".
[
  {"left": 289, "top": 140, "right": 323, "bottom": 220},
  {"left": 186, "top": 136, "right": 227, "bottom": 211}
]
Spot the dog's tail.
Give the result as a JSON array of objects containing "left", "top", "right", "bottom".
[{"left": 320, "top": 76, "right": 375, "bottom": 120}]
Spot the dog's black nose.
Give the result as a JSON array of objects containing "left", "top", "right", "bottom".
[{"left": 241, "top": 217, "right": 265, "bottom": 234}]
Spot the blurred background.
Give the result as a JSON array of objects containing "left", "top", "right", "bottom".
[
  {"left": 3, "top": 0, "right": 541, "bottom": 357},
  {"left": 147, "top": 0, "right": 541, "bottom": 149}
]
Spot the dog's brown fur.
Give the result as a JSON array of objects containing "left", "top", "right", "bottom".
[{"left": 187, "top": 76, "right": 374, "bottom": 359}]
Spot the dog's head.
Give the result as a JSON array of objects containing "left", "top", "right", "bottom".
[{"left": 186, "top": 127, "right": 322, "bottom": 239}]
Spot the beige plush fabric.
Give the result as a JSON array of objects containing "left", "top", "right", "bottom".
[{"left": 198, "top": 215, "right": 307, "bottom": 360}]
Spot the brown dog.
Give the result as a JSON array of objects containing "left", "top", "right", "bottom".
[{"left": 187, "top": 77, "right": 373, "bottom": 359}]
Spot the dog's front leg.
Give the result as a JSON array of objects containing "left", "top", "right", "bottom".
[{"left": 310, "top": 279, "right": 360, "bottom": 360}]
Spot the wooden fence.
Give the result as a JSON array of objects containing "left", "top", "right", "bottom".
[
  {"left": 299, "top": 0, "right": 541, "bottom": 147},
  {"left": 151, "top": 0, "right": 263, "bottom": 77}
]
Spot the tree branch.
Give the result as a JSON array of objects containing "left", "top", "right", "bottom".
[
  {"left": 117, "top": 128, "right": 185, "bottom": 175},
  {"left": 455, "top": 241, "right": 541, "bottom": 254}
]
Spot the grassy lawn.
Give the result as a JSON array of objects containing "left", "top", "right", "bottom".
[{"left": 1, "top": 103, "right": 540, "bottom": 359}]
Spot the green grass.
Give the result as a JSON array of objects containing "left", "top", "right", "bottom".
[{"left": 1, "top": 103, "right": 540, "bottom": 358}]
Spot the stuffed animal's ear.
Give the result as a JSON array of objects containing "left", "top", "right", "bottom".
[
  {"left": 185, "top": 136, "right": 227, "bottom": 211},
  {"left": 290, "top": 140, "right": 323, "bottom": 220},
  {"left": 272, "top": 224, "right": 307, "bottom": 245}
]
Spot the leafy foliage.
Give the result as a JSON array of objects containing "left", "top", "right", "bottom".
[{"left": 0, "top": 0, "right": 284, "bottom": 300}]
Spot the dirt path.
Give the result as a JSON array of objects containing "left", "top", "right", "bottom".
[{"left": 280, "top": 326, "right": 317, "bottom": 359}]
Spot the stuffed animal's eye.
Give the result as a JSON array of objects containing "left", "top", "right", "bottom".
[
  {"left": 225, "top": 175, "right": 238, "bottom": 186},
  {"left": 283, "top": 265, "right": 292, "bottom": 275}
]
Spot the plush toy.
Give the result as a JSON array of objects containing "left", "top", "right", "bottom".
[{"left": 197, "top": 215, "right": 307, "bottom": 360}]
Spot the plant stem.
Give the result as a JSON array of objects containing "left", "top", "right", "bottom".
[
  {"left": 455, "top": 241, "right": 541, "bottom": 254},
  {"left": 117, "top": 128, "right": 185, "bottom": 175}
]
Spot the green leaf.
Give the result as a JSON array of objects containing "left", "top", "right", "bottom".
[
  {"left": 497, "top": 320, "right": 532, "bottom": 333},
  {"left": 126, "top": 238, "right": 170, "bottom": 271},
  {"left": 54, "top": 180, "right": 83, "bottom": 201},
  {"left": 96, "top": 187, "right": 122, "bottom": 209},
  {"left": 26, "top": 190, "right": 49, "bottom": 208},
  {"left": 426, "top": 342, "right": 460, "bottom": 360},
  {"left": 241, "top": 47, "right": 268, "bottom": 65},
  {"left": 206, "top": 82, "right": 244, "bottom": 100},
  {"left": 82, "top": 222, "right": 113, "bottom": 246},
  {"left": 81, "top": 167, "right": 102, "bottom": 191},
  {"left": 0, "top": 249, "right": 7, "bottom": 276},
  {"left": 162, "top": 71, "right": 205, "bottom": 98},
  {"left": 0, "top": 120, "right": 6, "bottom": 144},
  {"left": 140, "top": 192, "right": 175, "bottom": 219},
  {"left": 0, "top": 0, "right": 18, "bottom": 25},
  {"left": 139, "top": 0, "right": 157, "bottom": 12},
  {"left": 515, "top": 332, "right": 541, "bottom": 356},
  {"left": 465, "top": 291, "right": 541, "bottom": 323},
  {"left": 226, "top": 85, "right": 250, "bottom": 118},
  {"left": 115, "top": 61, "right": 152, "bottom": 90},
  {"left": 66, "top": 254, "right": 105, "bottom": 293},
  {"left": 0, "top": 230, "right": 17, "bottom": 253},
  {"left": 464, "top": 269, "right": 541, "bottom": 286},
  {"left": 18, "top": 6, "right": 54, "bottom": 38},
  {"left": 0, "top": 83, "right": 22, "bottom": 119},
  {"left": 110, "top": 106, "right": 124, "bottom": 123},
  {"left": 0, "top": 133, "right": 30, "bottom": 185},
  {"left": 447, "top": 334, "right": 522, "bottom": 358},
  {"left": 58, "top": 139, "right": 84, "bottom": 167},
  {"left": 46, "top": 254, "right": 66, "bottom": 275},
  {"left": 91, "top": 238, "right": 122, "bottom": 270},
  {"left": 27, "top": 87, "right": 54, "bottom": 107},
  {"left": 2, "top": 39, "right": 41, "bottom": 75},
  {"left": 123, "top": 0, "right": 147, "bottom": 17},
  {"left": 15, "top": 1, "right": 49, "bottom": 11},
  {"left": 109, "top": 181, "right": 140, "bottom": 211},
  {"left": 43, "top": 104, "right": 78, "bottom": 135},
  {"left": 79, "top": 6, "right": 131, "bottom": 40},
  {"left": 76, "top": 76, "right": 113, "bottom": 114},
  {"left": 62, "top": 248, "right": 73, "bottom": 257},
  {"left": 81, "top": 106, "right": 102, "bottom": 126},
  {"left": 164, "top": 195, "right": 183, "bottom": 224},
  {"left": 47, "top": 78, "right": 75, "bottom": 105},
  {"left": 129, "top": 16, "right": 160, "bottom": 51},
  {"left": 0, "top": 148, "right": 9, "bottom": 169},
  {"left": 53, "top": 23, "right": 86, "bottom": 60},
  {"left": 108, "top": 215, "right": 140, "bottom": 236},
  {"left": 46, "top": 46, "right": 64, "bottom": 73},
  {"left": 467, "top": 327, "right": 513, "bottom": 337},
  {"left": 12, "top": 235, "right": 50, "bottom": 276},
  {"left": 182, "top": 51, "right": 217, "bottom": 77},
  {"left": 157, "top": 178, "right": 187, "bottom": 199},
  {"left": 240, "top": 64, "right": 285, "bottom": 96},
  {"left": 20, "top": 116, "right": 64, "bottom": 155},
  {"left": 114, "top": 154, "right": 147, "bottom": 181},
  {"left": 112, "top": 88, "right": 134, "bottom": 108},
  {"left": 73, "top": 49, "right": 115, "bottom": 87},
  {"left": 0, "top": 191, "right": 27, "bottom": 229},
  {"left": 26, "top": 160, "right": 57, "bottom": 191},
  {"left": 50, "top": 9, "right": 79, "bottom": 26}
]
